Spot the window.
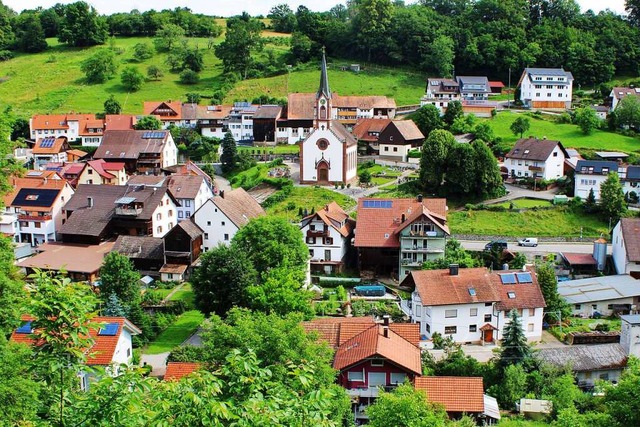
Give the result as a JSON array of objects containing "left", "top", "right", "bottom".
[
  {"left": 157, "top": 226, "right": 162, "bottom": 234},
  {"left": 178, "top": 211, "right": 183, "bottom": 218},
  {"left": 575, "top": 304, "right": 582, "bottom": 309},
  {"left": 393, "top": 147, "right": 398, "bottom": 152},
  {"left": 470, "top": 308, "right": 478, "bottom": 317},
  {"left": 127, "top": 348, "right": 131, "bottom": 358},
  {"left": 324, "top": 237, "right": 333, "bottom": 245},
  {"left": 592, "top": 304, "right": 597, "bottom": 310},
  {"left": 527, "top": 323, "right": 534, "bottom": 332},
  {"left": 547, "top": 93, "right": 552, "bottom": 97},
  {"left": 469, "top": 325, "right": 477, "bottom": 333},
  {"left": 444, "top": 326, "right": 457, "bottom": 335},
  {"left": 371, "top": 359, "right": 384, "bottom": 367},
  {"left": 185, "top": 212, "right": 191, "bottom": 218},
  {"left": 224, "top": 233, "right": 229, "bottom": 241},
  {"left": 309, "top": 249, "right": 314, "bottom": 257},
  {"left": 426, "top": 323, "right": 430, "bottom": 333},
  {"left": 535, "top": 85, "right": 542, "bottom": 89},
  {"left": 221, "top": 221, "right": 225, "bottom": 226},
  {"left": 546, "top": 85, "right": 553, "bottom": 89},
  {"left": 508, "top": 292, "right": 516, "bottom": 299},
  {"left": 310, "top": 224, "right": 315, "bottom": 231},
  {"left": 204, "top": 233, "right": 209, "bottom": 239},
  {"left": 168, "top": 273, "right": 173, "bottom": 280},
  {"left": 307, "top": 237, "right": 316, "bottom": 244},
  {"left": 484, "top": 314, "right": 492, "bottom": 322},
  {"left": 485, "top": 302, "right": 492, "bottom": 307},
  {"left": 185, "top": 200, "right": 191, "bottom": 207},
  {"left": 529, "top": 308, "right": 535, "bottom": 316},
  {"left": 535, "top": 93, "right": 541, "bottom": 97},
  {"left": 324, "top": 249, "right": 331, "bottom": 260},
  {"left": 390, "top": 373, "right": 407, "bottom": 385},
  {"left": 168, "top": 210, "right": 173, "bottom": 217},
  {"left": 87, "top": 169, "right": 93, "bottom": 175},
  {"left": 157, "top": 213, "right": 162, "bottom": 220},
  {"left": 207, "top": 221, "right": 211, "bottom": 226},
  {"left": 553, "top": 152, "right": 558, "bottom": 157},
  {"left": 348, "top": 371, "right": 364, "bottom": 382},
  {"left": 599, "top": 373, "right": 609, "bottom": 381},
  {"left": 445, "top": 309, "right": 457, "bottom": 318},
  {"left": 384, "top": 146, "right": 389, "bottom": 151}
]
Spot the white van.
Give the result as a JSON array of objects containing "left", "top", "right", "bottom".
[{"left": 518, "top": 238, "right": 538, "bottom": 247}]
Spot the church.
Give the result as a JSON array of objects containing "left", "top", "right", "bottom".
[{"left": 298, "top": 52, "right": 358, "bottom": 185}]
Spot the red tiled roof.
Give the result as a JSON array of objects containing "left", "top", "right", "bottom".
[
  {"left": 79, "top": 119, "right": 105, "bottom": 136},
  {"left": 489, "top": 81, "right": 505, "bottom": 88},
  {"left": 414, "top": 376, "right": 484, "bottom": 413},
  {"left": 354, "top": 197, "right": 448, "bottom": 248},
  {"left": 407, "top": 268, "right": 501, "bottom": 306},
  {"left": 84, "top": 159, "right": 123, "bottom": 179},
  {"left": 144, "top": 101, "right": 183, "bottom": 120},
  {"left": 302, "top": 201, "right": 354, "bottom": 238},
  {"left": 286, "top": 93, "right": 396, "bottom": 120},
  {"left": 105, "top": 114, "right": 137, "bottom": 130},
  {"left": 32, "top": 136, "right": 68, "bottom": 154},
  {"left": 492, "top": 268, "right": 546, "bottom": 311},
  {"left": 352, "top": 118, "right": 391, "bottom": 142},
  {"left": 165, "top": 362, "right": 201, "bottom": 380},
  {"left": 31, "top": 114, "right": 95, "bottom": 130}
]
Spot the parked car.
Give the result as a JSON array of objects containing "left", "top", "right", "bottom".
[
  {"left": 484, "top": 240, "right": 508, "bottom": 251},
  {"left": 518, "top": 238, "right": 538, "bottom": 247}
]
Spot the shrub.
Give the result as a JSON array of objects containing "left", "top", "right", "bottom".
[
  {"left": 0, "top": 50, "right": 13, "bottom": 61},
  {"left": 179, "top": 69, "right": 200, "bottom": 84}
]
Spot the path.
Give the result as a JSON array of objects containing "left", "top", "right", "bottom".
[
  {"left": 161, "top": 282, "right": 185, "bottom": 304},
  {"left": 213, "top": 173, "right": 232, "bottom": 193},
  {"left": 478, "top": 183, "right": 559, "bottom": 207}
]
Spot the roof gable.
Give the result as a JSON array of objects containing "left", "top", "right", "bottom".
[
  {"left": 620, "top": 218, "right": 640, "bottom": 262},
  {"left": 506, "top": 138, "right": 568, "bottom": 161},
  {"left": 207, "top": 188, "right": 265, "bottom": 228}
]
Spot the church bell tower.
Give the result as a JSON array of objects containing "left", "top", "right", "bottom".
[{"left": 315, "top": 48, "right": 332, "bottom": 131}]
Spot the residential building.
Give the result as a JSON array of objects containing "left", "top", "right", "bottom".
[
  {"left": 620, "top": 314, "right": 640, "bottom": 358},
  {"left": 377, "top": 120, "right": 424, "bottom": 162},
  {"left": 352, "top": 118, "right": 391, "bottom": 154},
  {"left": 518, "top": 67, "right": 574, "bottom": 109},
  {"left": 60, "top": 183, "right": 179, "bottom": 244},
  {"left": 303, "top": 316, "right": 421, "bottom": 423},
  {"left": 300, "top": 202, "right": 355, "bottom": 274},
  {"left": 196, "top": 105, "right": 232, "bottom": 139},
  {"left": 32, "top": 136, "right": 71, "bottom": 170},
  {"left": 421, "top": 78, "right": 460, "bottom": 111},
  {"left": 414, "top": 377, "right": 500, "bottom": 423},
  {"left": 353, "top": 196, "right": 449, "bottom": 279},
  {"left": 77, "top": 159, "right": 128, "bottom": 186},
  {"left": 537, "top": 344, "right": 628, "bottom": 389},
  {"left": 143, "top": 101, "right": 191, "bottom": 128},
  {"left": 11, "top": 315, "right": 141, "bottom": 389},
  {"left": 29, "top": 113, "right": 98, "bottom": 142},
  {"left": 573, "top": 160, "right": 618, "bottom": 200},
  {"left": 298, "top": 52, "right": 358, "bottom": 185},
  {"left": 609, "top": 87, "right": 640, "bottom": 111},
  {"left": 6, "top": 178, "right": 74, "bottom": 246},
  {"left": 559, "top": 274, "right": 640, "bottom": 317},
  {"left": 18, "top": 241, "right": 115, "bottom": 282},
  {"left": 504, "top": 138, "right": 569, "bottom": 180},
  {"left": 112, "top": 235, "right": 165, "bottom": 277},
  {"left": 165, "top": 175, "right": 213, "bottom": 221},
  {"left": 457, "top": 76, "right": 491, "bottom": 101},
  {"left": 79, "top": 118, "right": 105, "bottom": 146},
  {"left": 421, "top": 76, "right": 496, "bottom": 116},
  {"left": 161, "top": 220, "right": 203, "bottom": 282},
  {"left": 94, "top": 130, "right": 178, "bottom": 174},
  {"left": 227, "top": 102, "right": 258, "bottom": 142},
  {"left": 192, "top": 188, "right": 265, "bottom": 251},
  {"left": 400, "top": 266, "right": 546, "bottom": 342},
  {"left": 612, "top": 218, "right": 640, "bottom": 277}
]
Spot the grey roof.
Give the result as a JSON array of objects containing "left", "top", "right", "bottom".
[
  {"left": 456, "top": 76, "right": 490, "bottom": 93},
  {"left": 525, "top": 67, "right": 574, "bottom": 80},
  {"left": 537, "top": 344, "right": 628, "bottom": 372},
  {"left": 112, "top": 235, "right": 164, "bottom": 260},
  {"left": 558, "top": 274, "right": 640, "bottom": 304},
  {"left": 127, "top": 175, "right": 166, "bottom": 187},
  {"left": 181, "top": 103, "right": 198, "bottom": 121},
  {"left": 621, "top": 314, "right": 640, "bottom": 324},
  {"left": 95, "top": 130, "right": 170, "bottom": 160},
  {"left": 253, "top": 105, "right": 283, "bottom": 119},
  {"left": 626, "top": 166, "right": 640, "bottom": 180},
  {"left": 575, "top": 160, "right": 618, "bottom": 175},
  {"left": 565, "top": 148, "right": 581, "bottom": 158},
  {"left": 595, "top": 151, "right": 629, "bottom": 159},
  {"left": 317, "top": 51, "right": 331, "bottom": 99}
]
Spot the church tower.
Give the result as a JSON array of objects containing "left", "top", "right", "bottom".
[{"left": 315, "top": 48, "right": 332, "bottom": 131}]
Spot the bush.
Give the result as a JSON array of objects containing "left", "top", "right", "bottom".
[
  {"left": 179, "top": 69, "right": 200, "bottom": 84},
  {"left": 0, "top": 50, "right": 14, "bottom": 61}
]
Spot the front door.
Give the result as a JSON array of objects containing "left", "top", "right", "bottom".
[
  {"left": 318, "top": 167, "right": 329, "bottom": 182},
  {"left": 484, "top": 329, "right": 493, "bottom": 343}
]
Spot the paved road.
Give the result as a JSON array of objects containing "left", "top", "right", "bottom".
[{"left": 459, "top": 240, "right": 611, "bottom": 255}]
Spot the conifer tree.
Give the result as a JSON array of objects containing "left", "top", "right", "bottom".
[{"left": 498, "top": 309, "right": 532, "bottom": 369}]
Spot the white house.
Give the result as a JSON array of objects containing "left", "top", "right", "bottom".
[
  {"left": 166, "top": 175, "right": 213, "bottom": 222},
  {"left": 227, "top": 102, "right": 258, "bottom": 142},
  {"left": 300, "top": 202, "right": 354, "bottom": 274},
  {"left": 504, "top": 138, "right": 569, "bottom": 180},
  {"left": 610, "top": 87, "right": 640, "bottom": 111},
  {"left": 420, "top": 78, "right": 460, "bottom": 111},
  {"left": 29, "top": 114, "right": 99, "bottom": 142},
  {"left": 192, "top": 188, "right": 265, "bottom": 251},
  {"left": 620, "top": 314, "right": 640, "bottom": 358},
  {"left": 574, "top": 160, "right": 619, "bottom": 200},
  {"left": 559, "top": 274, "right": 640, "bottom": 317},
  {"left": 77, "top": 160, "right": 128, "bottom": 186},
  {"left": 612, "top": 218, "right": 640, "bottom": 277},
  {"left": 518, "top": 67, "right": 573, "bottom": 109},
  {"left": 400, "top": 266, "right": 545, "bottom": 343}
]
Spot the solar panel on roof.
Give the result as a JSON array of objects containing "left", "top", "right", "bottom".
[
  {"left": 500, "top": 273, "right": 517, "bottom": 284},
  {"left": 98, "top": 323, "right": 119, "bottom": 336},
  {"left": 40, "top": 137, "right": 55, "bottom": 148},
  {"left": 516, "top": 272, "right": 532, "bottom": 283},
  {"left": 142, "top": 131, "right": 152, "bottom": 138},
  {"left": 16, "top": 321, "right": 32, "bottom": 334},
  {"left": 362, "top": 200, "right": 392, "bottom": 209}
]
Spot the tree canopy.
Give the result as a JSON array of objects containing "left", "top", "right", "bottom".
[
  {"left": 215, "top": 16, "right": 264, "bottom": 79},
  {"left": 58, "top": 1, "right": 108, "bottom": 47},
  {"left": 599, "top": 171, "right": 627, "bottom": 222}
]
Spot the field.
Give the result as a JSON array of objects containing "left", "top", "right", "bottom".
[
  {"left": 265, "top": 186, "right": 356, "bottom": 220},
  {"left": 237, "top": 144, "right": 299, "bottom": 155},
  {"left": 448, "top": 206, "right": 609, "bottom": 238},
  {"left": 487, "top": 111, "right": 640, "bottom": 153},
  {"left": 492, "top": 198, "right": 552, "bottom": 209},
  {"left": 227, "top": 162, "right": 291, "bottom": 189}
]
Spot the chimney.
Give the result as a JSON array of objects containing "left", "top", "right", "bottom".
[
  {"left": 503, "top": 263, "right": 510, "bottom": 271},
  {"left": 325, "top": 204, "right": 329, "bottom": 211},
  {"left": 383, "top": 315, "right": 390, "bottom": 327},
  {"left": 449, "top": 263, "right": 459, "bottom": 276},
  {"left": 220, "top": 190, "right": 225, "bottom": 199},
  {"left": 417, "top": 194, "right": 423, "bottom": 202},
  {"left": 87, "top": 197, "right": 93, "bottom": 208}
]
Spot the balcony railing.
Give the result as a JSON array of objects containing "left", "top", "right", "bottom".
[
  {"left": 307, "top": 229, "right": 329, "bottom": 238},
  {"left": 115, "top": 207, "right": 143, "bottom": 216},
  {"left": 401, "top": 259, "right": 422, "bottom": 267},
  {"left": 18, "top": 214, "right": 52, "bottom": 221},
  {"left": 528, "top": 165, "right": 543, "bottom": 171}
]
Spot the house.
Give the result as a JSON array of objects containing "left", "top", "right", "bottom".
[
  {"left": 612, "top": 218, "right": 640, "bottom": 277},
  {"left": 6, "top": 177, "right": 74, "bottom": 246},
  {"left": 32, "top": 136, "right": 71, "bottom": 169},
  {"left": 421, "top": 76, "right": 496, "bottom": 116},
  {"left": 303, "top": 316, "right": 421, "bottom": 423},
  {"left": 573, "top": 160, "right": 618, "bottom": 200},
  {"left": 504, "top": 138, "right": 569, "bottom": 180},
  {"left": 400, "top": 266, "right": 546, "bottom": 342},
  {"left": 196, "top": 105, "right": 232, "bottom": 139},
  {"left": 227, "top": 102, "right": 259, "bottom": 142},
  {"left": 112, "top": 235, "right": 164, "bottom": 277},
  {"left": 622, "top": 165, "right": 640, "bottom": 197},
  {"left": 559, "top": 274, "right": 640, "bottom": 318},
  {"left": 192, "top": 188, "right": 265, "bottom": 251},
  {"left": 94, "top": 130, "right": 178, "bottom": 174},
  {"left": 421, "top": 78, "right": 460, "bottom": 112},
  {"left": 164, "top": 362, "right": 201, "bottom": 381},
  {"left": 11, "top": 315, "right": 141, "bottom": 389},
  {"left": 537, "top": 344, "right": 628, "bottom": 389},
  {"left": 620, "top": 314, "right": 640, "bottom": 358},
  {"left": 143, "top": 101, "right": 185, "bottom": 128},
  {"left": 29, "top": 113, "right": 98, "bottom": 142},
  {"left": 352, "top": 118, "right": 392, "bottom": 154},
  {"left": 18, "top": 241, "right": 115, "bottom": 282},
  {"left": 377, "top": 120, "right": 424, "bottom": 162},
  {"left": 79, "top": 118, "right": 105, "bottom": 146},
  {"left": 161, "top": 220, "right": 203, "bottom": 282},
  {"left": 353, "top": 196, "right": 449, "bottom": 278},
  {"left": 457, "top": 76, "right": 491, "bottom": 101},
  {"left": 300, "top": 202, "right": 355, "bottom": 274},
  {"left": 253, "top": 105, "right": 283, "bottom": 143},
  {"left": 518, "top": 67, "right": 573, "bottom": 109},
  {"left": 414, "top": 377, "right": 500, "bottom": 423},
  {"left": 298, "top": 52, "right": 358, "bottom": 185},
  {"left": 165, "top": 175, "right": 213, "bottom": 221},
  {"left": 60, "top": 183, "right": 179, "bottom": 244},
  {"left": 77, "top": 159, "right": 128, "bottom": 186},
  {"left": 609, "top": 87, "right": 640, "bottom": 111},
  {"left": 591, "top": 105, "right": 609, "bottom": 120}
]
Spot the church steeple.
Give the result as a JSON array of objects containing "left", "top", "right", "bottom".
[
  {"left": 317, "top": 47, "right": 331, "bottom": 100},
  {"left": 315, "top": 47, "right": 332, "bottom": 130}
]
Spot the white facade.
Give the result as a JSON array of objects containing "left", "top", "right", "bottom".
[
  {"left": 151, "top": 194, "right": 178, "bottom": 238},
  {"left": 300, "top": 128, "right": 357, "bottom": 184},
  {"left": 276, "top": 126, "right": 312, "bottom": 145},
  {"left": 176, "top": 181, "right": 213, "bottom": 222},
  {"left": 0, "top": 213, "right": 18, "bottom": 241},
  {"left": 519, "top": 68, "right": 573, "bottom": 109},
  {"left": 301, "top": 218, "right": 349, "bottom": 274},
  {"left": 612, "top": 221, "right": 640, "bottom": 276},
  {"left": 81, "top": 135, "right": 103, "bottom": 147},
  {"left": 30, "top": 120, "right": 81, "bottom": 141},
  {"left": 574, "top": 173, "right": 610, "bottom": 200},
  {"left": 192, "top": 198, "right": 239, "bottom": 250},
  {"left": 505, "top": 145, "right": 566, "bottom": 180},
  {"left": 162, "top": 135, "right": 178, "bottom": 168},
  {"left": 496, "top": 307, "right": 544, "bottom": 342},
  {"left": 34, "top": 152, "right": 67, "bottom": 170},
  {"left": 621, "top": 315, "right": 640, "bottom": 358},
  {"left": 379, "top": 143, "right": 412, "bottom": 162},
  {"left": 111, "top": 328, "right": 135, "bottom": 365}
]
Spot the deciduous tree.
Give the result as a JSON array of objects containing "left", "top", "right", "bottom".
[
  {"left": 574, "top": 106, "right": 600, "bottom": 134},
  {"left": 120, "top": 66, "right": 144, "bottom": 92},
  {"left": 80, "top": 49, "right": 118, "bottom": 83},
  {"left": 412, "top": 104, "right": 443, "bottom": 139},
  {"left": 134, "top": 115, "right": 162, "bottom": 130},
  {"left": 599, "top": 171, "right": 627, "bottom": 222},
  {"left": 103, "top": 95, "right": 121, "bottom": 114},
  {"left": 615, "top": 95, "right": 640, "bottom": 129},
  {"left": 510, "top": 116, "right": 530, "bottom": 138},
  {"left": 153, "top": 23, "right": 184, "bottom": 52},
  {"left": 419, "top": 129, "right": 454, "bottom": 191},
  {"left": 99, "top": 251, "right": 141, "bottom": 306},
  {"left": 424, "top": 34, "right": 455, "bottom": 77},
  {"left": 536, "top": 263, "right": 570, "bottom": 323},
  {"left": 132, "top": 42, "right": 153, "bottom": 61},
  {"left": 215, "top": 16, "right": 264, "bottom": 79},
  {"left": 367, "top": 382, "right": 448, "bottom": 427},
  {"left": 146, "top": 65, "right": 163, "bottom": 80},
  {"left": 443, "top": 100, "right": 463, "bottom": 128},
  {"left": 268, "top": 4, "right": 297, "bottom": 33},
  {"left": 14, "top": 12, "right": 48, "bottom": 53},
  {"left": 247, "top": 266, "right": 314, "bottom": 318},
  {"left": 58, "top": 1, "right": 108, "bottom": 47}
]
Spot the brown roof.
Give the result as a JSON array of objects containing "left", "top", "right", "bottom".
[
  {"left": 492, "top": 268, "right": 546, "bottom": 311},
  {"left": 620, "top": 218, "right": 640, "bottom": 262},
  {"left": 407, "top": 268, "right": 501, "bottom": 306},
  {"left": 126, "top": 175, "right": 166, "bottom": 186},
  {"left": 388, "top": 120, "right": 425, "bottom": 142},
  {"left": 414, "top": 377, "right": 484, "bottom": 413},
  {"left": 66, "top": 149, "right": 89, "bottom": 159},
  {"left": 352, "top": 118, "right": 391, "bottom": 142},
  {"left": 195, "top": 105, "right": 233, "bottom": 120},
  {"left": 166, "top": 175, "right": 206, "bottom": 200},
  {"left": 105, "top": 114, "right": 137, "bottom": 130},
  {"left": 286, "top": 93, "right": 396, "bottom": 120},
  {"left": 159, "top": 264, "right": 189, "bottom": 274},
  {"left": 612, "top": 87, "right": 640, "bottom": 100},
  {"left": 173, "top": 219, "right": 203, "bottom": 240},
  {"left": 353, "top": 197, "right": 448, "bottom": 248},
  {"left": 209, "top": 188, "right": 265, "bottom": 228},
  {"left": 506, "top": 138, "right": 568, "bottom": 161},
  {"left": 254, "top": 105, "right": 282, "bottom": 119},
  {"left": 95, "top": 130, "right": 171, "bottom": 160},
  {"left": 333, "top": 325, "right": 421, "bottom": 374},
  {"left": 164, "top": 362, "right": 201, "bottom": 380},
  {"left": 181, "top": 103, "right": 198, "bottom": 121},
  {"left": 329, "top": 121, "right": 358, "bottom": 147},
  {"left": 537, "top": 344, "right": 628, "bottom": 372},
  {"left": 561, "top": 253, "right": 597, "bottom": 266},
  {"left": 144, "top": 101, "right": 183, "bottom": 120},
  {"left": 301, "top": 201, "right": 354, "bottom": 238},
  {"left": 32, "top": 136, "right": 68, "bottom": 154},
  {"left": 112, "top": 235, "right": 164, "bottom": 260},
  {"left": 303, "top": 317, "right": 420, "bottom": 348},
  {"left": 18, "top": 241, "right": 114, "bottom": 274}
]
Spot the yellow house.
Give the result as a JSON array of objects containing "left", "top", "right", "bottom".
[{"left": 77, "top": 159, "right": 128, "bottom": 186}]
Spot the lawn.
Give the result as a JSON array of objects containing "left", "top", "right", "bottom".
[
  {"left": 144, "top": 310, "right": 204, "bottom": 355},
  {"left": 225, "top": 64, "right": 425, "bottom": 106},
  {"left": 549, "top": 316, "right": 621, "bottom": 342},
  {"left": 167, "top": 283, "right": 195, "bottom": 309},
  {"left": 238, "top": 144, "right": 299, "bottom": 155},
  {"left": 492, "top": 198, "right": 552, "bottom": 209},
  {"left": 487, "top": 111, "right": 640, "bottom": 153},
  {"left": 265, "top": 186, "right": 356, "bottom": 220},
  {"left": 357, "top": 163, "right": 403, "bottom": 186},
  {"left": 227, "top": 162, "right": 292, "bottom": 189},
  {"left": 449, "top": 206, "right": 609, "bottom": 238}
]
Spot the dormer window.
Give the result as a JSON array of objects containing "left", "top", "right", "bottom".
[{"left": 524, "top": 150, "right": 530, "bottom": 154}]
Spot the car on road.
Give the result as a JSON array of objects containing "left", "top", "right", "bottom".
[
  {"left": 484, "top": 240, "right": 508, "bottom": 251},
  {"left": 518, "top": 237, "right": 538, "bottom": 247}
]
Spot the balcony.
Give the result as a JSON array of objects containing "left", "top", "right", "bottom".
[
  {"left": 528, "top": 165, "right": 543, "bottom": 172},
  {"left": 401, "top": 258, "right": 422, "bottom": 267},
  {"left": 307, "top": 229, "right": 329, "bottom": 238},
  {"left": 18, "top": 214, "right": 52, "bottom": 221},
  {"left": 401, "top": 243, "right": 445, "bottom": 253},
  {"left": 115, "top": 207, "right": 143, "bottom": 216},
  {"left": 409, "top": 230, "right": 438, "bottom": 237}
]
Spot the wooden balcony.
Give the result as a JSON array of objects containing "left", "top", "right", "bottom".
[
  {"left": 18, "top": 214, "right": 52, "bottom": 221},
  {"left": 307, "top": 229, "right": 329, "bottom": 238}
]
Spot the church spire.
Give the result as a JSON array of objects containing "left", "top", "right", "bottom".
[{"left": 317, "top": 47, "right": 331, "bottom": 99}]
